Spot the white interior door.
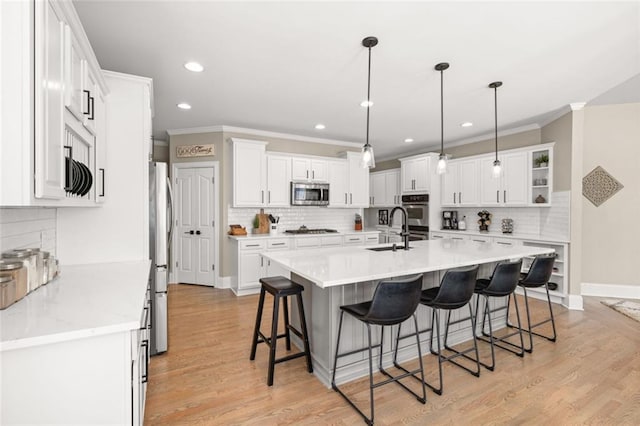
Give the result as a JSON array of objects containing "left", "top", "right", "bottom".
[{"left": 175, "top": 167, "right": 215, "bottom": 286}]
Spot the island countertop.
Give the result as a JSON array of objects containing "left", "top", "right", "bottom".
[{"left": 261, "top": 239, "right": 554, "bottom": 288}]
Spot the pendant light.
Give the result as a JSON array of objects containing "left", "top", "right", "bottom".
[
  {"left": 435, "top": 62, "right": 450, "bottom": 174},
  {"left": 360, "top": 36, "right": 378, "bottom": 168},
  {"left": 489, "top": 81, "right": 503, "bottom": 178}
]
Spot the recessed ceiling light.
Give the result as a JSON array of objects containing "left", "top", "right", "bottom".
[
  {"left": 404, "top": 138, "right": 414, "bottom": 143},
  {"left": 461, "top": 122, "right": 473, "bottom": 127},
  {"left": 315, "top": 124, "right": 326, "bottom": 130},
  {"left": 360, "top": 100, "right": 373, "bottom": 107},
  {"left": 184, "top": 62, "right": 204, "bottom": 72},
  {"left": 177, "top": 103, "right": 191, "bottom": 110}
]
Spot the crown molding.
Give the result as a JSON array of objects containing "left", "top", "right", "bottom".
[
  {"left": 570, "top": 102, "right": 587, "bottom": 111},
  {"left": 166, "top": 125, "right": 362, "bottom": 148}
]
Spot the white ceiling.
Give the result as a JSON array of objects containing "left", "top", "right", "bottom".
[{"left": 74, "top": 1, "right": 640, "bottom": 160}]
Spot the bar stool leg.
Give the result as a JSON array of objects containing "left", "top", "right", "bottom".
[
  {"left": 267, "top": 294, "right": 280, "bottom": 386},
  {"left": 296, "top": 293, "right": 313, "bottom": 373},
  {"left": 366, "top": 324, "right": 375, "bottom": 425},
  {"left": 282, "top": 295, "right": 291, "bottom": 350},
  {"left": 330, "top": 311, "right": 345, "bottom": 388},
  {"left": 250, "top": 288, "right": 266, "bottom": 361}
]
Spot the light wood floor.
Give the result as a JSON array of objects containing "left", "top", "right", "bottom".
[{"left": 145, "top": 284, "right": 640, "bottom": 425}]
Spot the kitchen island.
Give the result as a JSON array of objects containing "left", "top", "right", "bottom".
[{"left": 261, "top": 239, "right": 553, "bottom": 386}]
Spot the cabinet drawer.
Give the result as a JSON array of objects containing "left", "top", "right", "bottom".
[
  {"left": 343, "top": 235, "right": 365, "bottom": 245},
  {"left": 296, "top": 237, "right": 321, "bottom": 248},
  {"left": 430, "top": 232, "right": 446, "bottom": 239},
  {"left": 493, "top": 237, "right": 520, "bottom": 247},
  {"left": 365, "top": 234, "right": 379, "bottom": 244},
  {"left": 239, "top": 240, "right": 267, "bottom": 250},
  {"left": 268, "top": 239, "right": 290, "bottom": 250},
  {"left": 320, "top": 235, "right": 343, "bottom": 247},
  {"left": 470, "top": 236, "right": 492, "bottom": 243}
]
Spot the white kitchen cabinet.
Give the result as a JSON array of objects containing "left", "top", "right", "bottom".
[
  {"left": 234, "top": 239, "right": 293, "bottom": 295},
  {"left": 266, "top": 154, "right": 291, "bottom": 206},
  {"left": 400, "top": 154, "right": 431, "bottom": 193},
  {"left": 291, "top": 157, "right": 328, "bottom": 182},
  {"left": 347, "top": 152, "right": 370, "bottom": 207},
  {"left": 479, "top": 151, "right": 528, "bottom": 206},
  {"left": 328, "top": 159, "right": 349, "bottom": 207},
  {"left": 232, "top": 139, "right": 268, "bottom": 207},
  {"left": 370, "top": 169, "right": 401, "bottom": 206},
  {"left": 531, "top": 147, "right": 553, "bottom": 205},
  {"left": 94, "top": 84, "right": 107, "bottom": 202},
  {"left": 441, "top": 158, "right": 479, "bottom": 207},
  {"left": 1, "top": 0, "right": 108, "bottom": 206}
]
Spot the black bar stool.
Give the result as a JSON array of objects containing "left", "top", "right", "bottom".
[
  {"left": 331, "top": 274, "right": 426, "bottom": 425},
  {"left": 507, "top": 254, "right": 557, "bottom": 353},
  {"left": 474, "top": 259, "right": 525, "bottom": 370},
  {"left": 395, "top": 265, "right": 480, "bottom": 396},
  {"left": 249, "top": 276, "right": 313, "bottom": 386}
]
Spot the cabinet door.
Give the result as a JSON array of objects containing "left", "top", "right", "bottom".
[
  {"left": 413, "top": 157, "right": 430, "bottom": 192},
  {"left": 328, "top": 160, "right": 349, "bottom": 207},
  {"left": 370, "top": 172, "right": 386, "bottom": 207},
  {"left": 401, "top": 160, "right": 415, "bottom": 192},
  {"left": 310, "top": 159, "right": 328, "bottom": 182},
  {"left": 266, "top": 154, "right": 291, "bottom": 206},
  {"left": 385, "top": 169, "right": 400, "bottom": 205},
  {"left": 83, "top": 68, "right": 99, "bottom": 134},
  {"left": 34, "top": 0, "right": 66, "bottom": 199},
  {"left": 291, "top": 158, "right": 310, "bottom": 181},
  {"left": 441, "top": 161, "right": 459, "bottom": 206},
  {"left": 64, "top": 26, "right": 85, "bottom": 121},
  {"left": 347, "top": 152, "right": 369, "bottom": 207},
  {"left": 239, "top": 251, "right": 264, "bottom": 289},
  {"left": 502, "top": 152, "right": 528, "bottom": 205},
  {"left": 479, "top": 156, "right": 501, "bottom": 206},
  {"left": 266, "top": 257, "right": 290, "bottom": 279},
  {"left": 233, "top": 142, "right": 266, "bottom": 207},
  {"left": 458, "top": 159, "right": 479, "bottom": 206}
]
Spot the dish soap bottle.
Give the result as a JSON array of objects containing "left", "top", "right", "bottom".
[{"left": 458, "top": 216, "right": 467, "bottom": 230}]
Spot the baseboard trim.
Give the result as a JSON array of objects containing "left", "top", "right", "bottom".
[
  {"left": 565, "top": 294, "right": 584, "bottom": 311},
  {"left": 218, "top": 276, "right": 231, "bottom": 289},
  {"left": 581, "top": 282, "right": 640, "bottom": 300}
]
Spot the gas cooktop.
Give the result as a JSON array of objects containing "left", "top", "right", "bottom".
[{"left": 284, "top": 227, "right": 339, "bottom": 235}]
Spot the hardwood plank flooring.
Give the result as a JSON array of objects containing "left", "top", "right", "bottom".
[{"left": 145, "top": 284, "right": 640, "bottom": 425}]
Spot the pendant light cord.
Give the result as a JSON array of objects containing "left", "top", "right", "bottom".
[
  {"left": 494, "top": 85, "right": 498, "bottom": 162},
  {"left": 366, "top": 46, "right": 372, "bottom": 147},
  {"left": 440, "top": 69, "right": 444, "bottom": 155}
]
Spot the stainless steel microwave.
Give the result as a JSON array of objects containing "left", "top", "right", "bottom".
[{"left": 290, "top": 182, "right": 330, "bottom": 206}]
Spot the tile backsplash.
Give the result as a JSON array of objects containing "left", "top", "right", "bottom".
[
  {"left": 0, "top": 208, "right": 57, "bottom": 255},
  {"left": 228, "top": 207, "right": 364, "bottom": 232}
]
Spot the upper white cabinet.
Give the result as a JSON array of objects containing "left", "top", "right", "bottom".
[
  {"left": 266, "top": 154, "right": 291, "bottom": 207},
  {"left": 400, "top": 154, "right": 431, "bottom": 193},
  {"left": 291, "top": 157, "right": 328, "bottom": 182},
  {"left": 347, "top": 152, "right": 370, "bottom": 207},
  {"left": 441, "top": 158, "right": 479, "bottom": 207},
  {"left": 370, "top": 169, "right": 400, "bottom": 206},
  {"left": 530, "top": 147, "right": 553, "bottom": 205},
  {"left": 1, "top": 0, "right": 109, "bottom": 206},
  {"left": 328, "top": 159, "right": 349, "bottom": 207},
  {"left": 479, "top": 151, "right": 528, "bottom": 206},
  {"left": 232, "top": 139, "right": 267, "bottom": 207}
]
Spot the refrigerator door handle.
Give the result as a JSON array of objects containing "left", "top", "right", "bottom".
[{"left": 166, "top": 176, "right": 174, "bottom": 248}]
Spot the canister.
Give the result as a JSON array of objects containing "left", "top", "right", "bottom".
[
  {"left": 28, "top": 248, "right": 47, "bottom": 287},
  {"left": 41, "top": 251, "right": 51, "bottom": 284},
  {"left": 0, "top": 259, "right": 27, "bottom": 300},
  {"left": 0, "top": 274, "right": 17, "bottom": 309},
  {"left": 2, "top": 249, "right": 38, "bottom": 293}
]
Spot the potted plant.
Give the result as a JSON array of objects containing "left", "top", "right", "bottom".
[{"left": 535, "top": 153, "right": 549, "bottom": 168}]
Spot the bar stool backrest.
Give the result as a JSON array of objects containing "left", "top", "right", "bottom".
[
  {"left": 521, "top": 255, "right": 555, "bottom": 287},
  {"left": 484, "top": 259, "right": 523, "bottom": 296},
  {"left": 430, "top": 265, "right": 479, "bottom": 309},
  {"left": 365, "top": 274, "right": 424, "bottom": 326}
]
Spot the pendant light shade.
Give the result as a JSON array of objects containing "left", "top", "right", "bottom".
[
  {"left": 489, "top": 81, "right": 503, "bottom": 178},
  {"left": 435, "top": 62, "right": 450, "bottom": 175},
  {"left": 360, "top": 36, "right": 378, "bottom": 169}
]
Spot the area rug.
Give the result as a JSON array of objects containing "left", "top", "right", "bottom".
[{"left": 601, "top": 299, "right": 640, "bottom": 323}]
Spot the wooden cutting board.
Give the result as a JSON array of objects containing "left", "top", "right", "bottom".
[{"left": 256, "top": 209, "right": 270, "bottom": 234}]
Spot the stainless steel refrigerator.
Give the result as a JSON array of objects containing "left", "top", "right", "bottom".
[{"left": 149, "top": 162, "right": 173, "bottom": 355}]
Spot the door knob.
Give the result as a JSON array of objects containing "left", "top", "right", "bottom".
[{"left": 196, "top": 230, "right": 201, "bottom": 235}]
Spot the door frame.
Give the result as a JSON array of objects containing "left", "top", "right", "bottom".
[{"left": 170, "top": 161, "right": 220, "bottom": 287}]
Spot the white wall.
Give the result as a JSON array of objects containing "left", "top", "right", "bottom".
[{"left": 0, "top": 208, "right": 56, "bottom": 256}]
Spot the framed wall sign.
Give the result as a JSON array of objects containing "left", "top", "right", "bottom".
[{"left": 176, "top": 144, "right": 215, "bottom": 158}]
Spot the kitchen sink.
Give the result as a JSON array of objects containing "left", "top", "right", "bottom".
[{"left": 367, "top": 245, "right": 413, "bottom": 252}]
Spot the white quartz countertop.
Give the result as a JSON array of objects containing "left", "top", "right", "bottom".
[
  {"left": 433, "top": 229, "right": 570, "bottom": 244},
  {"left": 228, "top": 230, "right": 380, "bottom": 240},
  {"left": 261, "top": 239, "right": 554, "bottom": 288},
  {"left": 0, "top": 260, "right": 151, "bottom": 352}
]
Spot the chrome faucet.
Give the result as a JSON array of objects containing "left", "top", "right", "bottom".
[{"left": 389, "top": 206, "right": 410, "bottom": 250}]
